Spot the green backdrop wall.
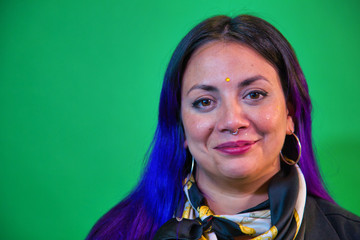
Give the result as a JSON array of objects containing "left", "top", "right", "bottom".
[{"left": 1, "top": 0, "right": 359, "bottom": 239}]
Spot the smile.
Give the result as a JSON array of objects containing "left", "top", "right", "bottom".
[{"left": 213, "top": 140, "right": 257, "bottom": 155}]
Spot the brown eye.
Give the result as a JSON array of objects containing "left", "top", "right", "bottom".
[
  {"left": 249, "top": 92, "right": 260, "bottom": 99},
  {"left": 244, "top": 90, "right": 268, "bottom": 100},
  {"left": 192, "top": 98, "right": 215, "bottom": 110},
  {"left": 200, "top": 99, "right": 211, "bottom": 106}
]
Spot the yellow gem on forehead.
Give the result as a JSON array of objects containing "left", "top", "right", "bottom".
[{"left": 225, "top": 77, "right": 230, "bottom": 82}]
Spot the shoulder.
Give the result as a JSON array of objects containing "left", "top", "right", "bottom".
[
  {"left": 314, "top": 197, "right": 360, "bottom": 222},
  {"left": 304, "top": 195, "right": 360, "bottom": 240},
  {"left": 86, "top": 198, "right": 156, "bottom": 240}
]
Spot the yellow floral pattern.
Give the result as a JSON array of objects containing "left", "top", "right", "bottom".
[{"left": 179, "top": 166, "right": 306, "bottom": 240}]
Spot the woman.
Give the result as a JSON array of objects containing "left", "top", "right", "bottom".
[{"left": 87, "top": 15, "right": 360, "bottom": 239}]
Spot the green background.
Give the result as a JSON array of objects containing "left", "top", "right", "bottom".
[{"left": 1, "top": 0, "right": 359, "bottom": 239}]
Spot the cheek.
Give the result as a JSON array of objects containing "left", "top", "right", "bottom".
[
  {"left": 182, "top": 110, "right": 214, "bottom": 143},
  {"left": 252, "top": 104, "right": 288, "bottom": 133}
]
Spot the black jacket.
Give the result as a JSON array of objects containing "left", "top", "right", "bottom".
[{"left": 300, "top": 196, "right": 360, "bottom": 239}]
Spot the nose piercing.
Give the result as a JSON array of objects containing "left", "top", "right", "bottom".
[
  {"left": 225, "top": 77, "right": 230, "bottom": 82},
  {"left": 231, "top": 128, "right": 240, "bottom": 135}
]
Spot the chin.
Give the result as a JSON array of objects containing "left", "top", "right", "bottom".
[{"left": 219, "top": 164, "right": 257, "bottom": 180}]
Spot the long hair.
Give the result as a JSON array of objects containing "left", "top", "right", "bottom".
[{"left": 87, "top": 15, "right": 332, "bottom": 240}]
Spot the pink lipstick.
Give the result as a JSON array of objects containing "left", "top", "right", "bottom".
[{"left": 214, "top": 140, "right": 257, "bottom": 155}]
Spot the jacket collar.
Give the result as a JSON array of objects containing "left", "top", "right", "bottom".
[{"left": 300, "top": 196, "right": 340, "bottom": 240}]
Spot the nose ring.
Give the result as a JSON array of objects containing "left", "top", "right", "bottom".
[{"left": 231, "top": 128, "right": 240, "bottom": 135}]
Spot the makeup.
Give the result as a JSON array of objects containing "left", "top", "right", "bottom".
[{"left": 214, "top": 140, "right": 257, "bottom": 155}]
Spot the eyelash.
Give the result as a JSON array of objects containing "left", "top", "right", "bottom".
[
  {"left": 192, "top": 98, "right": 215, "bottom": 110},
  {"left": 191, "top": 90, "right": 268, "bottom": 110},
  {"left": 244, "top": 90, "right": 268, "bottom": 100}
]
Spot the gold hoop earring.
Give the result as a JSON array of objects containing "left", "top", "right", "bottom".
[{"left": 280, "top": 132, "right": 301, "bottom": 165}]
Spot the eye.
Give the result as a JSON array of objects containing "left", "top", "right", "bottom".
[
  {"left": 244, "top": 90, "right": 268, "bottom": 100},
  {"left": 199, "top": 99, "right": 212, "bottom": 106},
  {"left": 192, "top": 98, "right": 215, "bottom": 110}
]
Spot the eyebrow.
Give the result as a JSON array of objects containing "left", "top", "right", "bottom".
[
  {"left": 186, "top": 75, "right": 270, "bottom": 95},
  {"left": 238, "top": 75, "right": 270, "bottom": 88},
  {"left": 186, "top": 85, "right": 218, "bottom": 95}
]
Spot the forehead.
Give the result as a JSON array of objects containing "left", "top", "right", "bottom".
[{"left": 182, "top": 41, "right": 280, "bottom": 90}]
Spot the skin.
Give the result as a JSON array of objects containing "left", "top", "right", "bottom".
[{"left": 181, "top": 41, "right": 294, "bottom": 215}]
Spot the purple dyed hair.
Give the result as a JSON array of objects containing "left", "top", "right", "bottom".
[{"left": 87, "top": 15, "right": 332, "bottom": 240}]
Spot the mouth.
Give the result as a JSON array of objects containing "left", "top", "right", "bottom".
[{"left": 213, "top": 140, "right": 258, "bottom": 155}]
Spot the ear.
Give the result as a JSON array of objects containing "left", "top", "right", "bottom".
[
  {"left": 286, "top": 101, "right": 295, "bottom": 135},
  {"left": 184, "top": 139, "right": 188, "bottom": 148}
]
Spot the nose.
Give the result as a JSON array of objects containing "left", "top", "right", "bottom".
[{"left": 216, "top": 100, "right": 250, "bottom": 135}]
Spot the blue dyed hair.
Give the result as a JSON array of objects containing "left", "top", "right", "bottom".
[{"left": 87, "top": 15, "right": 332, "bottom": 240}]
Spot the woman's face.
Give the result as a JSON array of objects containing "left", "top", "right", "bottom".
[{"left": 181, "top": 41, "right": 294, "bottom": 183}]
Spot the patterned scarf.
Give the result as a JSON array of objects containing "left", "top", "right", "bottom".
[{"left": 154, "top": 164, "right": 306, "bottom": 240}]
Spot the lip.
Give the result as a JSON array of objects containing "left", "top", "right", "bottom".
[{"left": 213, "top": 140, "right": 257, "bottom": 155}]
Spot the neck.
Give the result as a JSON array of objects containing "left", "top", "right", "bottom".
[{"left": 195, "top": 167, "right": 279, "bottom": 215}]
